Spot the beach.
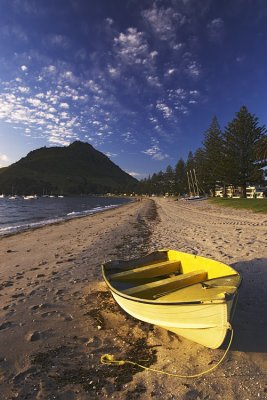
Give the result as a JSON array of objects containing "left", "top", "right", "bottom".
[{"left": 0, "top": 197, "right": 267, "bottom": 399}]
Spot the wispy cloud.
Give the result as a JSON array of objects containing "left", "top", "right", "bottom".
[
  {"left": 126, "top": 171, "right": 143, "bottom": 178},
  {"left": 47, "top": 34, "right": 71, "bottom": 49},
  {"left": 185, "top": 60, "right": 201, "bottom": 78},
  {"left": 13, "top": 0, "right": 46, "bottom": 16},
  {"left": 142, "top": 138, "right": 169, "bottom": 161},
  {"left": 105, "top": 151, "right": 117, "bottom": 158},
  {"left": 142, "top": 4, "right": 186, "bottom": 41},
  {"left": 207, "top": 18, "right": 224, "bottom": 42},
  {"left": 121, "top": 131, "right": 137, "bottom": 144},
  {"left": 156, "top": 101, "right": 173, "bottom": 119},
  {"left": 114, "top": 27, "right": 149, "bottom": 66},
  {"left": 0, "top": 24, "right": 28, "bottom": 42}
]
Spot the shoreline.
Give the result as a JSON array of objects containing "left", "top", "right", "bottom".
[
  {"left": 0, "top": 198, "right": 267, "bottom": 399},
  {"left": 0, "top": 199, "right": 155, "bottom": 399},
  {"left": 0, "top": 197, "right": 134, "bottom": 238}
]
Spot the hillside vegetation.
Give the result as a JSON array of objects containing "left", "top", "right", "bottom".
[{"left": 0, "top": 141, "right": 137, "bottom": 195}]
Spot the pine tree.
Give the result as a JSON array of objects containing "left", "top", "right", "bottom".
[
  {"left": 164, "top": 165, "right": 175, "bottom": 194},
  {"left": 202, "top": 116, "right": 224, "bottom": 196},
  {"left": 224, "top": 106, "right": 266, "bottom": 197},
  {"left": 193, "top": 148, "right": 206, "bottom": 195},
  {"left": 255, "top": 135, "right": 267, "bottom": 167},
  {"left": 174, "top": 158, "right": 186, "bottom": 195}
]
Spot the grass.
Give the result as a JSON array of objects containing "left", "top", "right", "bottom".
[{"left": 209, "top": 197, "right": 267, "bottom": 214}]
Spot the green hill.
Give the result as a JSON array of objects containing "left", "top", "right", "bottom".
[{"left": 0, "top": 141, "right": 138, "bottom": 195}]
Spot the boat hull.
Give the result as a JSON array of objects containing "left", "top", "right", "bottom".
[
  {"left": 112, "top": 292, "right": 235, "bottom": 348},
  {"left": 102, "top": 250, "right": 241, "bottom": 349}
]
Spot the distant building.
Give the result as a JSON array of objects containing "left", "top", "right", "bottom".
[
  {"left": 215, "top": 187, "right": 223, "bottom": 197},
  {"left": 215, "top": 185, "right": 266, "bottom": 198},
  {"left": 215, "top": 185, "right": 241, "bottom": 198},
  {"left": 246, "top": 186, "right": 266, "bottom": 199}
]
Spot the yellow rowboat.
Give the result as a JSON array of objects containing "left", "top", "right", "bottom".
[{"left": 102, "top": 249, "right": 241, "bottom": 349}]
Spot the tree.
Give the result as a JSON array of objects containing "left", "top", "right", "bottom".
[
  {"left": 202, "top": 116, "right": 225, "bottom": 196},
  {"left": 174, "top": 158, "right": 186, "bottom": 195},
  {"left": 255, "top": 135, "right": 267, "bottom": 167},
  {"left": 193, "top": 148, "right": 206, "bottom": 195},
  {"left": 186, "top": 151, "right": 195, "bottom": 171},
  {"left": 164, "top": 165, "right": 175, "bottom": 194},
  {"left": 224, "top": 106, "right": 266, "bottom": 197}
]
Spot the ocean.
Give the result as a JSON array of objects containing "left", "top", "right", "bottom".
[{"left": 0, "top": 196, "right": 132, "bottom": 236}]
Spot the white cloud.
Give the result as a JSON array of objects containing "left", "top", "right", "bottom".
[
  {"left": 173, "top": 43, "right": 183, "bottom": 50},
  {"left": 18, "top": 86, "right": 30, "bottom": 93},
  {"left": 126, "top": 171, "right": 142, "bottom": 178},
  {"left": 142, "top": 4, "right": 186, "bottom": 41},
  {"left": 105, "top": 151, "right": 117, "bottom": 158},
  {"left": 48, "top": 135, "right": 71, "bottom": 146},
  {"left": 156, "top": 102, "right": 172, "bottom": 119},
  {"left": 46, "top": 65, "right": 57, "bottom": 74},
  {"left": 142, "top": 139, "right": 169, "bottom": 160},
  {"left": 0, "top": 154, "right": 9, "bottom": 167},
  {"left": 106, "top": 18, "right": 114, "bottom": 26},
  {"left": 121, "top": 131, "right": 137, "bottom": 144},
  {"left": 114, "top": 27, "right": 149, "bottom": 65},
  {"left": 21, "top": 65, "right": 28, "bottom": 71},
  {"left": 48, "top": 34, "right": 70, "bottom": 49},
  {"left": 1, "top": 24, "right": 28, "bottom": 42},
  {"left": 189, "top": 90, "right": 199, "bottom": 95},
  {"left": 59, "top": 102, "right": 69, "bottom": 109},
  {"left": 147, "top": 75, "right": 161, "bottom": 88},
  {"left": 27, "top": 98, "right": 41, "bottom": 106},
  {"left": 186, "top": 61, "right": 201, "bottom": 78},
  {"left": 207, "top": 18, "right": 224, "bottom": 42},
  {"left": 108, "top": 65, "right": 120, "bottom": 78},
  {"left": 35, "top": 92, "right": 45, "bottom": 98},
  {"left": 150, "top": 50, "right": 158, "bottom": 58},
  {"left": 61, "top": 70, "right": 78, "bottom": 84}
]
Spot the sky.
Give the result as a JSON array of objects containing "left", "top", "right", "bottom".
[{"left": 0, "top": 0, "right": 267, "bottom": 178}]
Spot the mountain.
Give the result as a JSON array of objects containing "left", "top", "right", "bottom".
[{"left": 0, "top": 141, "right": 138, "bottom": 195}]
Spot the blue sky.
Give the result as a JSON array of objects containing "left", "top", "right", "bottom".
[{"left": 0, "top": 0, "right": 266, "bottom": 178}]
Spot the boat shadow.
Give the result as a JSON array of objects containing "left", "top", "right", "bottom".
[{"left": 229, "top": 257, "right": 267, "bottom": 353}]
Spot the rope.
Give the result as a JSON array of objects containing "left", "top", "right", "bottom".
[{"left": 101, "top": 324, "right": 233, "bottom": 378}]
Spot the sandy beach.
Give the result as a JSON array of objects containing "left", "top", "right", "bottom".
[{"left": 0, "top": 197, "right": 267, "bottom": 399}]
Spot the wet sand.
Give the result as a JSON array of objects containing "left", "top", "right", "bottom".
[{"left": 0, "top": 197, "right": 266, "bottom": 399}]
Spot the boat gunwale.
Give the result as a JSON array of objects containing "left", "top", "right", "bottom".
[
  {"left": 102, "top": 266, "right": 241, "bottom": 306},
  {"left": 101, "top": 250, "right": 241, "bottom": 306}
]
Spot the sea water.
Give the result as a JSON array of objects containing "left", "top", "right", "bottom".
[{"left": 0, "top": 196, "right": 131, "bottom": 236}]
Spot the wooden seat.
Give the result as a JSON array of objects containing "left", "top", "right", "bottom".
[
  {"left": 122, "top": 270, "right": 208, "bottom": 299},
  {"left": 109, "top": 260, "right": 181, "bottom": 282}
]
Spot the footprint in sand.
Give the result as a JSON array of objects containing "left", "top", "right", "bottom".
[
  {"left": 40, "top": 310, "right": 59, "bottom": 318},
  {"left": 0, "top": 321, "right": 14, "bottom": 330},
  {"left": 25, "top": 331, "right": 42, "bottom": 342},
  {"left": 12, "top": 367, "right": 37, "bottom": 385}
]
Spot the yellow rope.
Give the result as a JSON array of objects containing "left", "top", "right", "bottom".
[{"left": 101, "top": 324, "right": 233, "bottom": 378}]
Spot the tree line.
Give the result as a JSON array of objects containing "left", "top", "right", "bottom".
[{"left": 137, "top": 106, "right": 267, "bottom": 197}]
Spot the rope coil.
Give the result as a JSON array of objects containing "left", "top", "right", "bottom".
[{"left": 101, "top": 324, "right": 233, "bottom": 378}]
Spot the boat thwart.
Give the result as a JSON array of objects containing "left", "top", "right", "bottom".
[{"left": 102, "top": 249, "right": 241, "bottom": 349}]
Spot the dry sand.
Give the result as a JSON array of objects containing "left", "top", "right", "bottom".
[{"left": 0, "top": 197, "right": 266, "bottom": 399}]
